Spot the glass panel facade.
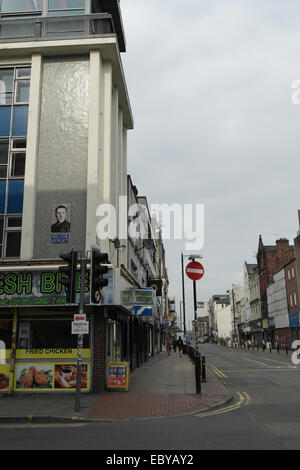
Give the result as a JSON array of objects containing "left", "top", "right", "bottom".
[
  {"left": 11, "top": 153, "right": 26, "bottom": 177},
  {"left": 0, "top": 66, "right": 30, "bottom": 258},
  {"left": 12, "top": 106, "right": 29, "bottom": 136},
  {"left": 48, "top": 0, "right": 85, "bottom": 9},
  {"left": 0, "top": 142, "right": 8, "bottom": 164},
  {"left": 15, "top": 81, "right": 30, "bottom": 103},
  {"left": 0, "top": 181, "right": 6, "bottom": 213},
  {"left": 5, "top": 231, "right": 21, "bottom": 257},
  {"left": 48, "top": 9, "right": 85, "bottom": 16},
  {"left": 1, "top": 0, "right": 43, "bottom": 13},
  {"left": 7, "top": 180, "right": 24, "bottom": 214},
  {"left": 0, "top": 107, "right": 11, "bottom": 136}
]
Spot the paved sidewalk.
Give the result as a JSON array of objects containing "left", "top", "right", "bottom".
[{"left": 0, "top": 351, "right": 232, "bottom": 422}]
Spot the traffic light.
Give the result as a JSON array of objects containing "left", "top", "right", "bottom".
[
  {"left": 90, "top": 246, "right": 108, "bottom": 304},
  {"left": 59, "top": 250, "right": 78, "bottom": 304}
]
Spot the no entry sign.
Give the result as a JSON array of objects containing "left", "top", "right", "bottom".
[{"left": 185, "top": 261, "right": 204, "bottom": 281}]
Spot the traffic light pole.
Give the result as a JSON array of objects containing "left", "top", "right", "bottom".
[{"left": 75, "top": 255, "right": 86, "bottom": 413}]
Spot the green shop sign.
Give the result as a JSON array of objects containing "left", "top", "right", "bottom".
[
  {"left": 0, "top": 271, "right": 89, "bottom": 307},
  {"left": 121, "top": 288, "right": 155, "bottom": 307}
]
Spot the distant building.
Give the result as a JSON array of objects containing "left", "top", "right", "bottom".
[{"left": 257, "top": 236, "right": 294, "bottom": 345}]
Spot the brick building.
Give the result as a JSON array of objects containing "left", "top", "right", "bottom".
[{"left": 257, "top": 236, "right": 294, "bottom": 344}]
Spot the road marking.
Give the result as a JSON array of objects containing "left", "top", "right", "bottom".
[
  {"left": 263, "top": 358, "right": 293, "bottom": 366},
  {"left": 195, "top": 391, "right": 250, "bottom": 418},
  {"left": 0, "top": 423, "right": 87, "bottom": 429},
  {"left": 207, "top": 362, "right": 228, "bottom": 378},
  {"left": 243, "top": 357, "right": 269, "bottom": 367},
  {"left": 217, "top": 368, "right": 300, "bottom": 372}
]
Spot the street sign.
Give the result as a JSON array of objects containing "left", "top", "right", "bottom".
[
  {"left": 74, "top": 314, "right": 86, "bottom": 323},
  {"left": 131, "top": 306, "right": 153, "bottom": 316},
  {"left": 185, "top": 261, "right": 204, "bottom": 281},
  {"left": 72, "top": 321, "right": 89, "bottom": 335}
]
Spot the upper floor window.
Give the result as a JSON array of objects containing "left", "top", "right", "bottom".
[
  {"left": 1, "top": 0, "right": 43, "bottom": 14},
  {"left": 0, "top": 0, "right": 86, "bottom": 17},
  {"left": 48, "top": 0, "right": 85, "bottom": 16},
  {"left": 0, "top": 66, "right": 30, "bottom": 259}
]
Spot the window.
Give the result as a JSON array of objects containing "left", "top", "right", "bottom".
[
  {"left": 0, "top": 69, "right": 13, "bottom": 105},
  {"left": 17, "top": 317, "right": 90, "bottom": 349},
  {"left": 48, "top": 0, "right": 85, "bottom": 16},
  {"left": 290, "top": 293, "right": 293, "bottom": 307},
  {"left": 0, "top": 66, "right": 30, "bottom": 258},
  {"left": 1, "top": 0, "right": 43, "bottom": 14},
  {"left": 294, "top": 292, "right": 298, "bottom": 307},
  {"left": 288, "top": 270, "right": 291, "bottom": 280},
  {"left": 292, "top": 268, "right": 295, "bottom": 278}
]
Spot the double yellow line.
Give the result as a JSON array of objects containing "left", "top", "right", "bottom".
[
  {"left": 207, "top": 361, "right": 227, "bottom": 378},
  {"left": 195, "top": 391, "right": 251, "bottom": 418}
]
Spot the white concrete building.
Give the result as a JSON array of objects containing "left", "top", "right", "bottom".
[{"left": 216, "top": 304, "right": 232, "bottom": 340}]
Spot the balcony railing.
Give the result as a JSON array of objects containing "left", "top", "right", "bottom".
[{"left": 0, "top": 13, "right": 115, "bottom": 43}]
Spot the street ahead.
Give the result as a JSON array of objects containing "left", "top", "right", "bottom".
[{"left": 1, "top": 344, "right": 300, "bottom": 450}]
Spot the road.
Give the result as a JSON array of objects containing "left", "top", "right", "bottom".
[{"left": 1, "top": 344, "right": 300, "bottom": 450}]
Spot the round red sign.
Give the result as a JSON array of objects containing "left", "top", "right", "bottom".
[{"left": 185, "top": 261, "right": 205, "bottom": 281}]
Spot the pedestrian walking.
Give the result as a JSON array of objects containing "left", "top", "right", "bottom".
[
  {"left": 167, "top": 336, "right": 172, "bottom": 356},
  {"left": 177, "top": 336, "right": 184, "bottom": 357},
  {"left": 172, "top": 338, "right": 177, "bottom": 353}
]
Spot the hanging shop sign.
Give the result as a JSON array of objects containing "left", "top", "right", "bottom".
[
  {"left": 107, "top": 362, "right": 130, "bottom": 392},
  {"left": 121, "top": 288, "right": 155, "bottom": 307}
]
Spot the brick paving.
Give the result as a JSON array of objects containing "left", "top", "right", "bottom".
[
  {"left": 86, "top": 352, "right": 231, "bottom": 420},
  {"left": 0, "top": 350, "right": 232, "bottom": 422}
]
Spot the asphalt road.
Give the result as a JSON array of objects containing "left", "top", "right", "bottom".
[{"left": 1, "top": 344, "right": 300, "bottom": 451}]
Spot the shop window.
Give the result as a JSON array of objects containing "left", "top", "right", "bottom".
[
  {"left": 0, "top": 319, "right": 12, "bottom": 349},
  {"left": 18, "top": 319, "right": 90, "bottom": 349},
  {"left": 5, "top": 231, "right": 21, "bottom": 257}
]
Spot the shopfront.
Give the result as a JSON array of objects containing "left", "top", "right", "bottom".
[
  {"left": 289, "top": 311, "right": 300, "bottom": 346},
  {"left": 0, "top": 263, "right": 158, "bottom": 394},
  {"left": 250, "top": 319, "right": 263, "bottom": 347},
  {"left": 0, "top": 308, "right": 92, "bottom": 393}
]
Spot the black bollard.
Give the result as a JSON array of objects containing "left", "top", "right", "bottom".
[
  {"left": 195, "top": 353, "right": 202, "bottom": 394},
  {"left": 201, "top": 356, "right": 207, "bottom": 383}
]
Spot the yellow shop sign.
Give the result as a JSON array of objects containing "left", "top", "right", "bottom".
[{"left": 16, "top": 348, "right": 91, "bottom": 359}]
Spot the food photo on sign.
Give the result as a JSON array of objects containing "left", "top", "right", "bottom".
[
  {"left": 54, "top": 364, "right": 88, "bottom": 390},
  {"left": 15, "top": 364, "right": 53, "bottom": 390}
]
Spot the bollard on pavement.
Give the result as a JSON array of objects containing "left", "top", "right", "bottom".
[
  {"left": 201, "top": 355, "right": 207, "bottom": 383},
  {"left": 195, "top": 353, "right": 202, "bottom": 394}
]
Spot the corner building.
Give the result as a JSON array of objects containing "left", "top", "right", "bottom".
[{"left": 0, "top": 0, "right": 139, "bottom": 394}]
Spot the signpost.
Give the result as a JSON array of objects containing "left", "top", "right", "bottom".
[
  {"left": 185, "top": 261, "right": 205, "bottom": 281},
  {"left": 74, "top": 256, "right": 86, "bottom": 413},
  {"left": 185, "top": 259, "right": 205, "bottom": 395}
]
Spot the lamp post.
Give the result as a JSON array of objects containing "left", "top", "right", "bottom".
[{"left": 227, "top": 286, "right": 238, "bottom": 346}]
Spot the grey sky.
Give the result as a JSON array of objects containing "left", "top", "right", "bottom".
[{"left": 121, "top": 0, "right": 300, "bottom": 327}]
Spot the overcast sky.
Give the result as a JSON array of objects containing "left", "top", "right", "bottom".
[{"left": 120, "top": 0, "right": 300, "bottom": 328}]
